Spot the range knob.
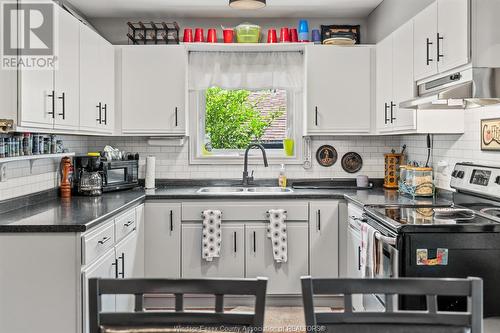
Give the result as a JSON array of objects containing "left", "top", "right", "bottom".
[
  {"left": 495, "top": 176, "right": 500, "bottom": 185},
  {"left": 457, "top": 171, "right": 465, "bottom": 179}
]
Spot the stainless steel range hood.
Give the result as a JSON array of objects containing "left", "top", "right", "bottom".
[
  {"left": 400, "top": 0, "right": 500, "bottom": 110},
  {"left": 400, "top": 68, "right": 500, "bottom": 109}
]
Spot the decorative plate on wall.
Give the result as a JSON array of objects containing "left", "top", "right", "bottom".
[
  {"left": 341, "top": 152, "right": 363, "bottom": 173},
  {"left": 316, "top": 145, "right": 338, "bottom": 167}
]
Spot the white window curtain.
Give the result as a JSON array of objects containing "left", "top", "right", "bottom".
[{"left": 188, "top": 51, "right": 304, "bottom": 92}]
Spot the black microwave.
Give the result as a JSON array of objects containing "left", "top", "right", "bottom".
[{"left": 101, "top": 160, "right": 139, "bottom": 192}]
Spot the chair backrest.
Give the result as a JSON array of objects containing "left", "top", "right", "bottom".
[
  {"left": 301, "top": 276, "right": 483, "bottom": 333},
  {"left": 89, "top": 277, "right": 268, "bottom": 333}
]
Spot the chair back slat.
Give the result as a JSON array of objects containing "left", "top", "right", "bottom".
[
  {"left": 89, "top": 278, "right": 267, "bottom": 333},
  {"left": 301, "top": 276, "right": 483, "bottom": 333}
]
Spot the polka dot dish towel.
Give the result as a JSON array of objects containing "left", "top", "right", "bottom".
[
  {"left": 267, "top": 209, "right": 288, "bottom": 263},
  {"left": 202, "top": 210, "right": 222, "bottom": 262}
]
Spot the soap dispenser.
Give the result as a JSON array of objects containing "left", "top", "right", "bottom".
[{"left": 279, "top": 164, "right": 287, "bottom": 189}]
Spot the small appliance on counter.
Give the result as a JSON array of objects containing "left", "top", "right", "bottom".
[
  {"left": 73, "top": 152, "right": 139, "bottom": 195},
  {"left": 399, "top": 166, "right": 434, "bottom": 197}
]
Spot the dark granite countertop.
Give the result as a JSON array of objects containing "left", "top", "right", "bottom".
[
  {"left": 0, "top": 189, "right": 145, "bottom": 232},
  {"left": 0, "top": 179, "right": 453, "bottom": 233}
]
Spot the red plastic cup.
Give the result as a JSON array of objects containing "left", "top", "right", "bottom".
[
  {"left": 280, "top": 27, "right": 290, "bottom": 43},
  {"left": 290, "top": 28, "right": 299, "bottom": 43},
  {"left": 183, "top": 28, "right": 194, "bottom": 43},
  {"left": 207, "top": 28, "right": 217, "bottom": 43},
  {"left": 267, "top": 29, "right": 278, "bottom": 43},
  {"left": 194, "top": 28, "right": 205, "bottom": 42},
  {"left": 223, "top": 29, "right": 234, "bottom": 43}
]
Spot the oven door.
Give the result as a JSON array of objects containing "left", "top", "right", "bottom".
[{"left": 362, "top": 217, "right": 399, "bottom": 312}]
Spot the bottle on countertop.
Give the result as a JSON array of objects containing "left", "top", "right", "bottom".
[
  {"left": 60, "top": 156, "right": 73, "bottom": 198},
  {"left": 278, "top": 164, "right": 287, "bottom": 189}
]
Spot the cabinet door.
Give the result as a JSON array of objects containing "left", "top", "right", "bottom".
[
  {"left": 121, "top": 46, "right": 185, "bottom": 135},
  {"left": 414, "top": 2, "right": 438, "bottom": 81},
  {"left": 53, "top": 6, "right": 79, "bottom": 130},
  {"left": 245, "top": 223, "right": 308, "bottom": 295},
  {"left": 99, "top": 40, "right": 115, "bottom": 133},
  {"left": 346, "top": 223, "right": 363, "bottom": 310},
  {"left": 392, "top": 21, "right": 416, "bottom": 131},
  {"left": 309, "top": 202, "right": 339, "bottom": 278},
  {"left": 437, "top": 0, "right": 470, "bottom": 73},
  {"left": 82, "top": 249, "right": 116, "bottom": 333},
  {"left": 181, "top": 223, "right": 245, "bottom": 278},
  {"left": 115, "top": 230, "right": 140, "bottom": 312},
  {"left": 145, "top": 203, "right": 181, "bottom": 278},
  {"left": 307, "top": 46, "right": 372, "bottom": 134},
  {"left": 376, "top": 36, "right": 394, "bottom": 132}
]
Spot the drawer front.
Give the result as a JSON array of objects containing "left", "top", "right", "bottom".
[
  {"left": 182, "top": 201, "right": 309, "bottom": 221},
  {"left": 82, "top": 222, "right": 115, "bottom": 265},
  {"left": 115, "top": 209, "right": 136, "bottom": 242}
]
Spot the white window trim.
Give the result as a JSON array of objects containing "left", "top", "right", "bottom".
[{"left": 189, "top": 89, "right": 304, "bottom": 165}]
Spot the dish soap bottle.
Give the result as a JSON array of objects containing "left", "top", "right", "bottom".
[{"left": 279, "top": 164, "right": 287, "bottom": 189}]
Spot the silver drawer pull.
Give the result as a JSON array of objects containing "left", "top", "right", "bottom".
[
  {"left": 124, "top": 221, "right": 133, "bottom": 227},
  {"left": 98, "top": 236, "right": 111, "bottom": 245}
]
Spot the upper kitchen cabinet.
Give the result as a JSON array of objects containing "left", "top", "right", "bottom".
[
  {"left": 19, "top": 5, "right": 80, "bottom": 131},
  {"left": 80, "top": 23, "right": 115, "bottom": 134},
  {"left": 120, "top": 45, "right": 186, "bottom": 135},
  {"left": 414, "top": 0, "right": 470, "bottom": 81},
  {"left": 377, "top": 21, "right": 416, "bottom": 133},
  {"left": 306, "top": 46, "right": 373, "bottom": 135}
]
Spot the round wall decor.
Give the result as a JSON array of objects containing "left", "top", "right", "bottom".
[
  {"left": 316, "top": 145, "right": 338, "bottom": 167},
  {"left": 341, "top": 152, "right": 363, "bottom": 173}
]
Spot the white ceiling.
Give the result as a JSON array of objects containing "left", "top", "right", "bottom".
[{"left": 66, "top": 0, "right": 384, "bottom": 19}]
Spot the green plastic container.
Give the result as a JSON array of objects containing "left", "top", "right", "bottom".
[{"left": 235, "top": 23, "right": 261, "bottom": 43}]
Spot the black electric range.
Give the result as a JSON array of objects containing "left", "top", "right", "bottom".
[{"left": 362, "top": 163, "right": 500, "bottom": 317}]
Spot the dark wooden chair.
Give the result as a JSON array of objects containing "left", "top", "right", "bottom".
[
  {"left": 89, "top": 277, "right": 268, "bottom": 333},
  {"left": 301, "top": 276, "right": 483, "bottom": 333}
]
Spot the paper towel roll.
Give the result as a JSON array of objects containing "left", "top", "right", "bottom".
[{"left": 145, "top": 156, "right": 156, "bottom": 189}]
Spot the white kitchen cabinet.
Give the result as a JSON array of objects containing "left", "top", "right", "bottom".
[
  {"left": 347, "top": 205, "right": 363, "bottom": 311},
  {"left": 245, "top": 223, "right": 308, "bottom": 295},
  {"left": 306, "top": 46, "right": 373, "bottom": 135},
  {"left": 181, "top": 223, "right": 245, "bottom": 278},
  {"left": 19, "top": 5, "right": 80, "bottom": 131},
  {"left": 121, "top": 46, "right": 186, "bottom": 135},
  {"left": 145, "top": 202, "right": 181, "bottom": 278},
  {"left": 309, "top": 201, "right": 339, "bottom": 278},
  {"left": 79, "top": 23, "right": 115, "bottom": 134},
  {"left": 53, "top": 6, "right": 80, "bottom": 130},
  {"left": 115, "top": 230, "right": 141, "bottom": 312},
  {"left": 414, "top": 0, "right": 469, "bottom": 81},
  {"left": 82, "top": 248, "right": 117, "bottom": 333},
  {"left": 377, "top": 21, "right": 416, "bottom": 133}
]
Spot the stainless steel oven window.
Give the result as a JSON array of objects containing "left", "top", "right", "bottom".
[{"left": 107, "top": 168, "right": 126, "bottom": 184}]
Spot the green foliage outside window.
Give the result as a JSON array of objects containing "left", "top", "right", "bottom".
[{"left": 205, "top": 87, "right": 284, "bottom": 150}]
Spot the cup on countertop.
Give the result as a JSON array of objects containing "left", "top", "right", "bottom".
[
  {"left": 290, "top": 28, "right": 299, "bottom": 42},
  {"left": 280, "top": 27, "right": 290, "bottom": 43},
  {"left": 207, "top": 28, "right": 217, "bottom": 43},
  {"left": 312, "top": 29, "right": 321, "bottom": 44},
  {"left": 194, "top": 28, "right": 205, "bottom": 42},
  {"left": 356, "top": 175, "right": 370, "bottom": 188},
  {"left": 223, "top": 29, "right": 234, "bottom": 43},
  {"left": 267, "top": 29, "right": 278, "bottom": 43},
  {"left": 183, "top": 28, "right": 194, "bottom": 43}
]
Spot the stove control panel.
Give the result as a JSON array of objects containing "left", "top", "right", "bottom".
[{"left": 451, "top": 163, "right": 500, "bottom": 198}]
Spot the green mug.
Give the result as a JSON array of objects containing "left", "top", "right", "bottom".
[{"left": 283, "top": 138, "right": 294, "bottom": 156}]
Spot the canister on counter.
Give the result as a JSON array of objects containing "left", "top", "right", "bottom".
[{"left": 32, "top": 133, "right": 40, "bottom": 155}]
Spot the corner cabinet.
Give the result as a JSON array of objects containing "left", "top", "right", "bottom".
[
  {"left": 306, "top": 45, "right": 373, "bottom": 135},
  {"left": 120, "top": 46, "right": 186, "bottom": 135},
  {"left": 79, "top": 23, "right": 115, "bottom": 134},
  {"left": 414, "top": 0, "right": 469, "bottom": 81}
]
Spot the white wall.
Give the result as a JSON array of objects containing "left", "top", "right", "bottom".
[
  {"left": 366, "top": 0, "right": 434, "bottom": 43},
  {"left": 402, "top": 105, "right": 500, "bottom": 190}
]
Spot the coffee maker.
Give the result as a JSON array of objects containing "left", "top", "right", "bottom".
[{"left": 73, "top": 155, "right": 103, "bottom": 196}]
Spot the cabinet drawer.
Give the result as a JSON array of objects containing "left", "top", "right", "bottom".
[
  {"left": 182, "top": 201, "right": 309, "bottom": 222},
  {"left": 82, "top": 221, "right": 115, "bottom": 265},
  {"left": 115, "top": 209, "right": 136, "bottom": 242}
]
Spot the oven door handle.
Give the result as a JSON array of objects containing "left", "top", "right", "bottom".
[{"left": 375, "top": 233, "right": 397, "bottom": 246}]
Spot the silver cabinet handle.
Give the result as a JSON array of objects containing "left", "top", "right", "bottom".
[
  {"left": 118, "top": 253, "right": 125, "bottom": 278},
  {"left": 233, "top": 231, "right": 237, "bottom": 253},
  {"left": 98, "top": 236, "right": 111, "bottom": 245},
  {"left": 253, "top": 231, "right": 256, "bottom": 253},
  {"left": 124, "top": 221, "right": 133, "bottom": 227},
  {"left": 317, "top": 210, "right": 321, "bottom": 231}
]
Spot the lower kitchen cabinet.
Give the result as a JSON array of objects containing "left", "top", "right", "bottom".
[
  {"left": 181, "top": 223, "right": 245, "bottom": 278},
  {"left": 82, "top": 249, "right": 117, "bottom": 333},
  {"left": 347, "top": 204, "right": 364, "bottom": 310},
  {"left": 115, "top": 230, "right": 141, "bottom": 312},
  {"left": 309, "top": 201, "right": 339, "bottom": 278},
  {"left": 245, "top": 223, "right": 309, "bottom": 295},
  {"left": 145, "top": 202, "right": 181, "bottom": 278}
]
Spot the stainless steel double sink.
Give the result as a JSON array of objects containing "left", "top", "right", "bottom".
[{"left": 197, "top": 186, "right": 293, "bottom": 194}]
